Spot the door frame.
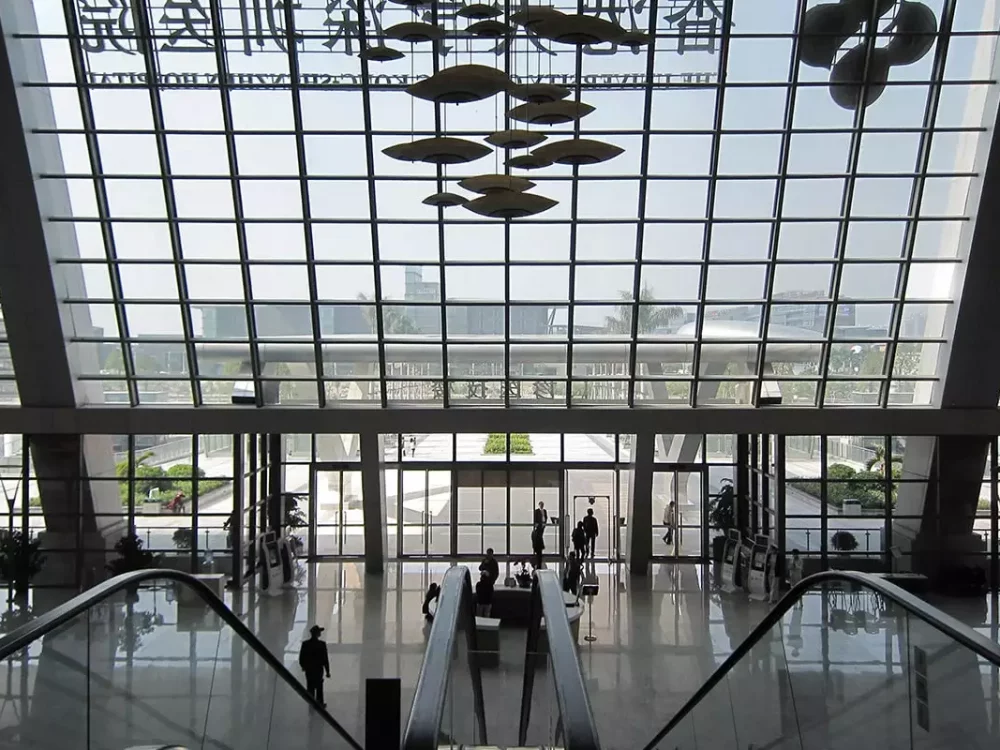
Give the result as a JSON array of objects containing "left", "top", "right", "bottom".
[{"left": 651, "top": 462, "right": 710, "bottom": 561}]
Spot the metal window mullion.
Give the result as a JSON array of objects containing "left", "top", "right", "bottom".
[
  {"left": 356, "top": 10, "right": 388, "bottom": 407},
  {"left": 689, "top": 0, "right": 733, "bottom": 406},
  {"left": 206, "top": 0, "right": 264, "bottom": 406},
  {"left": 280, "top": 2, "right": 327, "bottom": 408},
  {"left": 625, "top": 0, "right": 660, "bottom": 408},
  {"left": 130, "top": 1, "right": 203, "bottom": 407},
  {"left": 59, "top": 0, "right": 137, "bottom": 405},
  {"left": 815, "top": 7, "right": 889, "bottom": 408},
  {"left": 880, "top": 0, "right": 957, "bottom": 407},
  {"left": 565, "top": 0, "right": 586, "bottom": 407},
  {"left": 753, "top": 0, "right": 809, "bottom": 407},
  {"left": 430, "top": 3, "right": 450, "bottom": 408},
  {"left": 503, "top": 0, "right": 513, "bottom": 409}
]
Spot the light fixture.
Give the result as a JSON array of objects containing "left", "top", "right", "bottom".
[
  {"left": 360, "top": 44, "right": 405, "bottom": 62},
  {"left": 384, "top": 137, "right": 492, "bottom": 164},
  {"left": 386, "top": 0, "right": 431, "bottom": 5},
  {"left": 466, "top": 19, "right": 510, "bottom": 37},
  {"left": 463, "top": 190, "right": 558, "bottom": 218},
  {"left": 618, "top": 30, "right": 650, "bottom": 48},
  {"left": 508, "top": 100, "right": 595, "bottom": 125},
  {"left": 507, "top": 154, "right": 553, "bottom": 170},
  {"left": 385, "top": 22, "right": 446, "bottom": 43},
  {"left": 458, "top": 174, "right": 536, "bottom": 194},
  {"left": 423, "top": 192, "right": 469, "bottom": 207},
  {"left": 407, "top": 64, "right": 510, "bottom": 103},
  {"left": 532, "top": 138, "right": 623, "bottom": 165},
  {"left": 508, "top": 5, "right": 565, "bottom": 28},
  {"left": 530, "top": 14, "right": 625, "bottom": 45},
  {"left": 485, "top": 129, "right": 548, "bottom": 149},
  {"left": 508, "top": 82, "right": 571, "bottom": 103},
  {"left": 798, "top": 0, "right": 894, "bottom": 68},
  {"left": 829, "top": 45, "right": 890, "bottom": 110},
  {"left": 458, "top": 2, "right": 501, "bottom": 18}
]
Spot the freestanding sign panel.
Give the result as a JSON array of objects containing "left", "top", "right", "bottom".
[{"left": 721, "top": 529, "right": 741, "bottom": 593}]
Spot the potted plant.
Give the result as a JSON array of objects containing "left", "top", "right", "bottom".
[
  {"left": 708, "top": 481, "right": 737, "bottom": 563},
  {"left": 107, "top": 533, "right": 159, "bottom": 600},
  {"left": 0, "top": 530, "right": 45, "bottom": 598},
  {"left": 831, "top": 530, "right": 859, "bottom": 555},
  {"left": 283, "top": 495, "right": 307, "bottom": 556}
]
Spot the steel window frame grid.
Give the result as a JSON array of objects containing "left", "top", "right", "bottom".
[
  {"left": 752, "top": 0, "right": 808, "bottom": 407},
  {"left": 880, "top": 0, "right": 957, "bottom": 407},
  {"left": 59, "top": 0, "right": 138, "bottom": 406},
  {"left": 625, "top": 0, "right": 661, "bottom": 408},
  {"left": 355, "top": 5, "right": 389, "bottom": 407},
  {"left": 816, "top": 2, "right": 908, "bottom": 408},
  {"left": 206, "top": 0, "right": 265, "bottom": 406},
  {"left": 688, "top": 0, "right": 734, "bottom": 407},
  {"left": 280, "top": 0, "right": 327, "bottom": 408},
  {"left": 430, "top": 0, "right": 451, "bottom": 408},
  {"left": 563, "top": 0, "right": 587, "bottom": 408},
  {"left": 129, "top": 0, "right": 202, "bottom": 406}
]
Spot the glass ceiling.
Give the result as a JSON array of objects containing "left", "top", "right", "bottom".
[{"left": 9, "top": 0, "right": 1000, "bottom": 407}]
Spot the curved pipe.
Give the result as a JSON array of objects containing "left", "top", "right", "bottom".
[
  {"left": 640, "top": 570, "right": 1000, "bottom": 750},
  {"left": 0, "top": 569, "right": 363, "bottom": 750}
]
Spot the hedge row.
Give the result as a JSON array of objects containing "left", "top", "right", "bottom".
[
  {"left": 483, "top": 433, "right": 533, "bottom": 455},
  {"left": 789, "top": 462, "right": 897, "bottom": 510}
]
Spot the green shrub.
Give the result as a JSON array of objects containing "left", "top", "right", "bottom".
[
  {"left": 483, "top": 433, "right": 533, "bottom": 455},
  {"left": 789, "top": 462, "right": 893, "bottom": 510}
]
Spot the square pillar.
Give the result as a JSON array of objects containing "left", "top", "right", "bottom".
[
  {"left": 360, "top": 432, "right": 387, "bottom": 574},
  {"left": 625, "top": 431, "right": 655, "bottom": 575}
]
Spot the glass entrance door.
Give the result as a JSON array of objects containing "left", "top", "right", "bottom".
[
  {"left": 566, "top": 469, "right": 618, "bottom": 560},
  {"left": 314, "top": 468, "right": 364, "bottom": 556},
  {"left": 397, "top": 469, "right": 452, "bottom": 556},
  {"left": 652, "top": 467, "right": 705, "bottom": 559}
]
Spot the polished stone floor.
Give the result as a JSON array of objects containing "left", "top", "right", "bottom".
[{"left": 0, "top": 562, "right": 998, "bottom": 750}]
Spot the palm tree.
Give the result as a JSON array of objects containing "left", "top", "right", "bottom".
[
  {"left": 603, "top": 283, "right": 684, "bottom": 335},
  {"left": 865, "top": 444, "right": 901, "bottom": 477}
]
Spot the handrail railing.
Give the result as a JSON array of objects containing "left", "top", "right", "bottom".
[
  {"left": 640, "top": 570, "right": 1000, "bottom": 750},
  {"left": 0, "top": 568, "right": 364, "bottom": 750},
  {"left": 401, "top": 566, "right": 488, "bottom": 750},
  {"left": 519, "top": 570, "right": 600, "bottom": 750}
]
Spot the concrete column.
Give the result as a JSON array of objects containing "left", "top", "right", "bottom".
[
  {"left": 625, "top": 431, "right": 655, "bottom": 575},
  {"left": 894, "top": 436, "right": 989, "bottom": 580},
  {"left": 360, "top": 432, "right": 387, "bottom": 574}
]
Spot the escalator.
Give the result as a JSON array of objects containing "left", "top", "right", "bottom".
[
  {"left": 640, "top": 570, "right": 1000, "bottom": 750},
  {"left": 403, "top": 566, "right": 600, "bottom": 750},
  {"left": 0, "top": 569, "right": 363, "bottom": 750}
]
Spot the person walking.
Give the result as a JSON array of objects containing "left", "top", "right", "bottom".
[
  {"left": 582, "top": 508, "right": 599, "bottom": 559},
  {"left": 299, "top": 625, "right": 331, "bottom": 708},
  {"left": 533, "top": 502, "right": 548, "bottom": 532},
  {"left": 571, "top": 521, "right": 587, "bottom": 559},
  {"left": 475, "top": 571, "right": 494, "bottom": 617},
  {"left": 479, "top": 547, "right": 499, "bottom": 586},
  {"left": 662, "top": 501, "right": 676, "bottom": 548},
  {"left": 531, "top": 523, "right": 545, "bottom": 569}
]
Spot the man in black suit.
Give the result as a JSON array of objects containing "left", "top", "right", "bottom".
[
  {"left": 533, "top": 501, "right": 548, "bottom": 529},
  {"left": 479, "top": 547, "right": 499, "bottom": 586},
  {"left": 299, "top": 625, "right": 331, "bottom": 708},
  {"left": 582, "top": 508, "right": 599, "bottom": 559}
]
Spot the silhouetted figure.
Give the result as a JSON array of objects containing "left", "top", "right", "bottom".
[
  {"left": 479, "top": 548, "right": 499, "bottom": 586},
  {"left": 582, "top": 508, "right": 599, "bottom": 558},
  {"left": 571, "top": 522, "right": 587, "bottom": 558},
  {"left": 531, "top": 524, "right": 545, "bottom": 569},
  {"left": 533, "top": 502, "right": 548, "bottom": 531},
  {"left": 563, "top": 551, "right": 582, "bottom": 596},
  {"left": 475, "top": 571, "right": 494, "bottom": 617},
  {"left": 422, "top": 582, "right": 440, "bottom": 619},
  {"left": 299, "top": 625, "right": 330, "bottom": 708},
  {"left": 663, "top": 501, "right": 676, "bottom": 546}
]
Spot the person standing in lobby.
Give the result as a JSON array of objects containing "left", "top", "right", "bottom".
[
  {"left": 533, "top": 501, "right": 548, "bottom": 534},
  {"left": 479, "top": 547, "right": 499, "bottom": 586},
  {"left": 298, "top": 625, "right": 331, "bottom": 708},
  {"left": 583, "top": 507, "right": 599, "bottom": 559}
]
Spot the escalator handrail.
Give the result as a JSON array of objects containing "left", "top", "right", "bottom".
[
  {"left": 640, "top": 570, "right": 1000, "bottom": 750},
  {"left": 0, "top": 568, "right": 364, "bottom": 750},
  {"left": 522, "top": 569, "right": 601, "bottom": 749},
  {"left": 402, "top": 565, "right": 488, "bottom": 750}
]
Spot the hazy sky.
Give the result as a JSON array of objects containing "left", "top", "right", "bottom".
[{"left": 14, "top": 0, "right": 998, "bottom": 339}]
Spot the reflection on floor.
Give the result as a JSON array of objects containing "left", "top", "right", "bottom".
[{"left": 0, "top": 563, "right": 997, "bottom": 750}]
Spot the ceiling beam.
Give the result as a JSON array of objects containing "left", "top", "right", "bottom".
[{"left": 1, "top": 406, "right": 998, "bottom": 436}]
